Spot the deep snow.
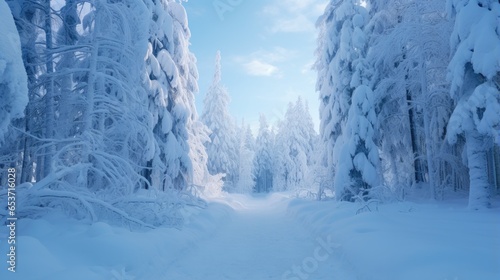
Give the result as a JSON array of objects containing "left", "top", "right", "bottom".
[{"left": 1, "top": 193, "right": 499, "bottom": 279}]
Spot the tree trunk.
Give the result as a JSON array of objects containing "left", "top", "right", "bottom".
[
  {"left": 493, "top": 145, "right": 500, "bottom": 193},
  {"left": 43, "top": 0, "right": 55, "bottom": 177},
  {"left": 466, "top": 130, "right": 491, "bottom": 210},
  {"left": 406, "top": 90, "right": 425, "bottom": 184},
  {"left": 423, "top": 108, "right": 436, "bottom": 200}
]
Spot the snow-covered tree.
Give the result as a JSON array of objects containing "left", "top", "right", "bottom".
[
  {"left": 0, "top": 0, "right": 29, "bottom": 187},
  {"left": 314, "top": 0, "right": 498, "bottom": 204},
  {"left": 446, "top": 0, "right": 500, "bottom": 209},
  {"left": 253, "top": 115, "right": 274, "bottom": 193},
  {"left": 1, "top": 0, "right": 204, "bottom": 228},
  {"left": 0, "top": 0, "right": 29, "bottom": 144},
  {"left": 201, "top": 51, "right": 239, "bottom": 190},
  {"left": 273, "top": 98, "right": 317, "bottom": 191},
  {"left": 235, "top": 122, "right": 255, "bottom": 193},
  {"left": 335, "top": 85, "right": 381, "bottom": 201},
  {"left": 332, "top": 5, "right": 381, "bottom": 201},
  {"left": 60, "top": 0, "right": 151, "bottom": 195},
  {"left": 273, "top": 117, "right": 294, "bottom": 192},
  {"left": 3, "top": 0, "right": 50, "bottom": 181},
  {"left": 296, "top": 98, "right": 317, "bottom": 167},
  {"left": 142, "top": 0, "right": 204, "bottom": 191},
  {"left": 315, "top": 0, "right": 369, "bottom": 193}
]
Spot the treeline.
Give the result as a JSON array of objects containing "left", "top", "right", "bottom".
[{"left": 200, "top": 52, "right": 320, "bottom": 194}]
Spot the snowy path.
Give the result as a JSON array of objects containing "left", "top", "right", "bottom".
[{"left": 160, "top": 194, "right": 349, "bottom": 280}]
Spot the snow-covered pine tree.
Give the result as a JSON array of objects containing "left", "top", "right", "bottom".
[
  {"left": 235, "top": 121, "right": 255, "bottom": 193},
  {"left": 162, "top": 0, "right": 223, "bottom": 194},
  {"left": 244, "top": 122, "right": 256, "bottom": 151},
  {"left": 0, "top": 0, "right": 28, "bottom": 139},
  {"left": 253, "top": 115, "right": 274, "bottom": 193},
  {"left": 201, "top": 51, "right": 239, "bottom": 190},
  {"left": 273, "top": 115, "right": 294, "bottom": 192},
  {"left": 62, "top": 0, "right": 151, "bottom": 195},
  {"left": 335, "top": 83, "right": 381, "bottom": 201},
  {"left": 143, "top": 0, "right": 202, "bottom": 191},
  {"left": 333, "top": 5, "right": 381, "bottom": 201},
  {"left": 315, "top": 0, "right": 368, "bottom": 195},
  {"left": 0, "top": 0, "right": 29, "bottom": 187},
  {"left": 446, "top": 0, "right": 500, "bottom": 209},
  {"left": 317, "top": 0, "right": 381, "bottom": 200},
  {"left": 5, "top": 0, "right": 48, "bottom": 183},
  {"left": 301, "top": 100, "right": 318, "bottom": 167},
  {"left": 361, "top": 0, "right": 415, "bottom": 194},
  {"left": 273, "top": 97, "right": 316, "bottom": 191}
]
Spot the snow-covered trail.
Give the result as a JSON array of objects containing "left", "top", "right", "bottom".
[{"left": 159, "top": 194, "right": 350, "bottom": 280}]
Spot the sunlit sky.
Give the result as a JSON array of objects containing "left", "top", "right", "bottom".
[{"left": 183, "top": 0, "right": 328, "bottom": 133}]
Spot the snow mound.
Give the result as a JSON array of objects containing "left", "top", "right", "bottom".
[{"left": 0, "top": 202, "right": 233, "bottom": 280}]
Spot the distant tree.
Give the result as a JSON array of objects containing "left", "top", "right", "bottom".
[
  {"left": 235, "top": 121, "right": 255, "bottom": 193},
  {"left": 253, "top": 115, "right": 274, "bottom": 193},
  {"left": 273, "top": 98, "right": 317, "bottom": 191},
  {"left": 332, "top": 4, "right": 381, "bottom": 201},
  {"left": 143, "top": 0, "right": 205, "bottom": 191},
  {"left": 201, "top": 51, "right": 239, "bottom": 190}
]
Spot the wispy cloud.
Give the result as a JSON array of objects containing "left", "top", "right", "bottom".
[
  {"left": 263, "top": 0, "right": 329, "bottom": 34},
  {"left": 234, "top": 47, "right": 297, "bottom": 77},
  {"left": 301, "top": 60, "right": 315, "bottom": 74},
  {"left": 243, "top": 60, "right": 279, "bottom": 77},
  {"left": 270, "top": 15, "right": 312, "bottom": 33}
]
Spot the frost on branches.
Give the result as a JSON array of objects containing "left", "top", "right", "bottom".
[{"left": 235, "top": 122, "right": 255, "bottom": 194}]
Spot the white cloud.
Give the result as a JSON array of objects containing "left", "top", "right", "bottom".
[
  {"left": 243, "top": 60, "right": 279, "bottom": 77},
  {"left": 234, "top": 47, "right": 296, "bottom": 77},
  {"left": 263, "top": 0, "right": 329, "bottom": 34}
]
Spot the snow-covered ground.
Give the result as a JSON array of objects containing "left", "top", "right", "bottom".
[
  {"left": 289, "top": 195, "right": 500, "bottom": 280},
  {"left": 1, "top": 193, "right": 499, "bottom": 279}
]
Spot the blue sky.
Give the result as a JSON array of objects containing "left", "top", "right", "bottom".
[{"left": 183, "top": 0, "right": 328, "bottom": 133}]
